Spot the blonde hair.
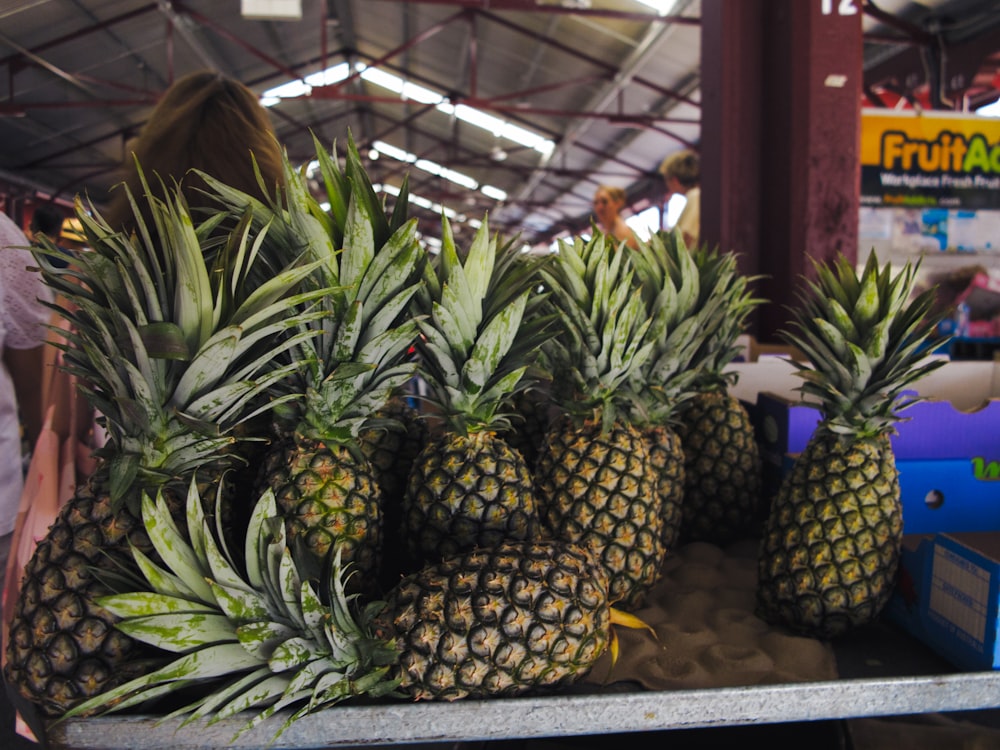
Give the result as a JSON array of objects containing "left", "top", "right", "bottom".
[
  {"left": 594, "top": 185, "right": 627, "bottom": 204},
  {"left": 658, "top": 149, "right": 700, "bottom": 189},
  {"left": 105, "top": 70, "right": 284, "bottom": 231}
]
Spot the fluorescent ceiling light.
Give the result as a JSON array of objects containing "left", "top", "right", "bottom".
[
  {"left": 415, "top": 158, "right": 478, "bottom": 190},
  {"left": 358, "top": 65, "right": 443, "bottom": 105},
  {"left": 376, "top": 182, "right": 458, "bottom": 220},
  {"left": 372, "top": 140, "right": 416, "bottom": 164},
  {"left": 373, "top": 140, "right": 504, "bottom": 203},
  {"left": 481, "top": 185, "right": 508, "bottom": 201},
  {"left": 439, "top": 103, "right": 554, "bottom": 157},
  {"left": 261, "top": 62, "right": 555, "bottom": 155},
  {"left": 260, "top": 62, "right": 352, "bottom": 106},
  {"left": 260, "top": 79, "right": 312, "bottom": 107}
]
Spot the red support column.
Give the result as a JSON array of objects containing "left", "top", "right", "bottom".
[
  {"left": 700, "top": 0, "right": 764, "bottom": 283},
  {"left": 702, "top": 0, "right": 863, "bottom": 341}
]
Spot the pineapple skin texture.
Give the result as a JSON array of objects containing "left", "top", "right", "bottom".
[
  {"left": 535, "top": 417, "right": 666, "bottom": 611},
  {"left": 375, "top": 541, "right": 611, "bottom": 700},
  {"left": 360, "top": 400, "right": 428, "bottom": 507},
  {"left": 402, "top": 431, "right": 543, "bottom": 567},
  {"left": 756, "top": 433, "right": 902, "bottom": 639},
  {"left": 643, "top": 424, "right": 685, "bottom": 552},
  {"left": 262, "top": 436, "right": 382, "bottom": 594},
  {"left": 676, "top": 391, "right": 763, "bottom": 545},
  {"left": 360, "top": 399, "right": 429, "bottom": 587},
  {"left": 4, "top": 479, "right": 161, "bottom": 716}
]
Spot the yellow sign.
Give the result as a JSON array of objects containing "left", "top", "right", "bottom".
[{"left": 861, "top": 110, "right": 1000, "bottom": 209}]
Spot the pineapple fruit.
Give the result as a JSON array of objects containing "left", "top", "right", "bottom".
[
  {"left": 61, "top": 480, "right": 631, "bottom": 735},
  {"left": 60, "top": 482, "right": 397, "bottom": 735},
  {"left": 534, "top": 234, "right": 666, "bottom": 610},
  {"left": 359, "top": 393, "right": 429, "bottom": 590},
  {"left": 674, "top": 242, "right": 765, "bottom": 545},
  {"left": 401, "top": 217, "right": 551, "bottom": 569},
  {"left": 249, "top": 139, "right": 426, "bottom": 593},
  {"left": 756, "top": 254, "right": 945, "bottom": 638},
  {"left": 376, "top": 539, "right": 613, "bottom": 700},
  {"left": 5, "top": 183, "right": 319, "bottom": 715},
  {"left": 626, "top": 232, "right": 714, "bottom": 552}
]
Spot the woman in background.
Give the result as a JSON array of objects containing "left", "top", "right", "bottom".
[
  {"left": 103, "top": 70, "right": 285, "bottom": 232},
  {"left": 592, "top": 184, "right": 639, "bottom": 250}
]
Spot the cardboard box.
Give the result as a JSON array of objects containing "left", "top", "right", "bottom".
[
  {"left": 769, "top": 455, "right": 1000, "bottom": 535},
  {"left": 886, "top": 533, "right": 1000, "bottom": 671},
  {"left": 896, "top": 459, "right": 1000, "bottom": 534}
]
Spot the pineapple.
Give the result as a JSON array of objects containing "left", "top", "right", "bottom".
[
  {"left": 252, "top": 139, "right": 426, "bottom": 594},
  {"left": 401, "top": 217, "right": 551, "bottom": 568},
  {"left": 626, "top": 231, "right": 718, "bottom": 552},
  {"left": 505, "top": 384, "right": 553, "bottom": 472},
  {"left": 756, "top": 253, "right": 945, "bottom": 638},
  {"left": 61, "top": 480, "right": 638, "bottom": 735},
  {"left": 533, "top": 234, "right": 665, "bottom": 610},
  {"left": 375, "top": 539, "right": 615, "bottom": 700},
  {"left": 59, "top": 482, "right": 398, "bottom": 735},
  {"left": 359, "top": 393, "right": 428, "bottom": 590},
  {"left": 360, "top": 394, "right": 428, "bottom": 509},
  {"left": 673, "top": 241, "right": 765, "bottom": 545},
  {"left": 5, "top": 182, "right": 320, "bottom": 716}
]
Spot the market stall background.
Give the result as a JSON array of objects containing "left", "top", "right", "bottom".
[
  {"left": 3, "top": 2, "right": 1000, "bottom": 749},
  {"left": 0, "top": 0, "right": 998, "bottom": 251}
]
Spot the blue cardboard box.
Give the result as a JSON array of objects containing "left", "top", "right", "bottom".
[
  {"left": 771, "top": 455, "right": 1000, "bottom": 535},
  {"left": 887, "top": 533, "right": 1000, "bottom": 671},
  {"left": 756, "top": 390, "right": 1000, "bottom": 462},
  {"left": 898, "top": 459, "right": 1000, "bottom": 534}
]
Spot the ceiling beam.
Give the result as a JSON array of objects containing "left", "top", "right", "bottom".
[
  {"left": 369, "top": 0, "right": 700, "bottom": 25},
  {"left": 0, "top": 4, "right": 159, "bottom": 70},
  {"left": 502, "top": 0, "right": 699, "bottom": 223}
]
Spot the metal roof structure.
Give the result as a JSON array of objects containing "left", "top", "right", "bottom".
[{"left": 1, "top": 0, "right": 998, "bottom": 248}]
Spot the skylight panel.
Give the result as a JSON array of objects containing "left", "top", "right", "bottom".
[{"left": 635, "top": 0, "right": 680, "bottom": 15}]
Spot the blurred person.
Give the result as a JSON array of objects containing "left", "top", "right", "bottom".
[
  {"left": 0, "top": 210, "right": 53, "bottom": 540},
  {"left": 28, "top": 203, "right": 73, "bottom": 268},
  {"left": 659, "top": 149, "right": 700, "bottom": 248},
  {"left": 103, "top": 69, "right": 285, "bottom": 233},
  {"left": 592, "top": 184, "right": 639, "bottom": 250}
]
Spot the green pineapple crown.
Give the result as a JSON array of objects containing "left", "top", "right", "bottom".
[
  {"left": 199, "top": 131, "right": 412, "bottom": 287},
  {"left": 623, "top": 231, "right": 725, "bottom": 426},
  {"left": 207, "top": 134, "right": 427, "bottom": 448},
  {"left": 782, "top": 252, "right": 946, "bottom": 439},
  {"left": 682, "top": 239, "right": 766, "bottom": 392},
  {"left": 33, "top": 173, "right": 327, "bottom": 510},
  {"left": 540, "top": 233, "right": 655, "bottom": 432},
  {"left": 413, "top": 216, "right": 554, "bottom": 436},
  {"left": 59, "top": 479, "right": 399, "bottom": 740}
]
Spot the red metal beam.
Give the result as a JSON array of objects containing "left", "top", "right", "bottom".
[
  {"left": 0, "top": 4, "right": 159, "bottom": 70},
  {"left": 468, "top": 10, "right": 478, "bottom": 99},
  {"left": 175, "top": 2, "right": 303, "bottom": 82},
  {"left": 0, "top": 99, "right": 157, "bottom": 114},
  {"left": 371, "top": 0, "right": 700, "bottom": 25},
  {"left": 861, "top": 0, "right": 935, "bottom": 46},
  {"left": 332, "top": 9, "right": 466, "bottom": 94},
  {"left": 479, "top": 10, "right": 700, "bottom": 109}
]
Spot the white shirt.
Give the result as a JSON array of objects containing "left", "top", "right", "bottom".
[{"left": 0, "top": 212, "right": 53, "bottom": 534}]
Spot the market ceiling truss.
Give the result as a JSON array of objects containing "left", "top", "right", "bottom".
[{"left": 1, "top": 0, "right": 999, "bottom": 241}]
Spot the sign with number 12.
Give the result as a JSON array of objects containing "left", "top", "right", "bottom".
[{"left": 821, "top": 0, "right": 858, "bottom": 14}]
